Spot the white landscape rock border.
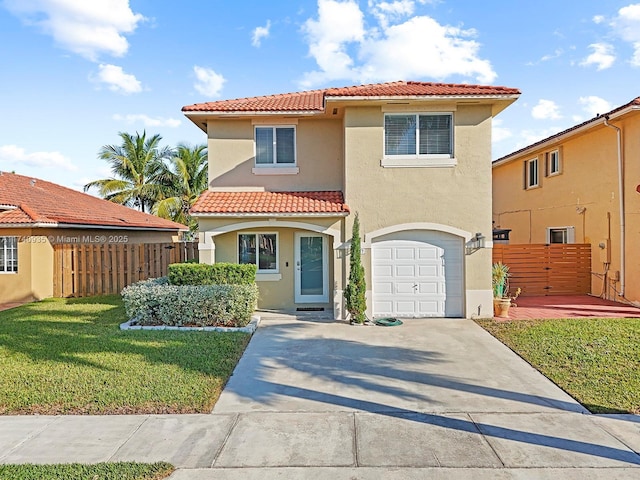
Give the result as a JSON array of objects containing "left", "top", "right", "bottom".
[{"left": 119, "top": 315, "right": 261, "bottom": 334}]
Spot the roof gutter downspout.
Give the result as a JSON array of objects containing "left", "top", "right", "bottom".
[{"left": 604, "top": 116, "right": 625, "bottom": 297}]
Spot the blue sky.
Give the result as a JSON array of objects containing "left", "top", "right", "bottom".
[{"left": 1, "top": 0, "right": 639, "bottom": 190}]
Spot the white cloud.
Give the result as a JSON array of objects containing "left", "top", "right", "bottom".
[
  {"left": 4, "top": 0, "right": 145, "bottom": 61},
  {"left": 578, "top": 95, "right": 612, "bottom": 118},
  {"left": 492, "top": 118, "right": 512, "bottom": 143},
  {"left": 369, "top": 0, "right": 415, "bottom": 28},
  {"left": 301, "top": 0, "right": 496, "bottom": 87},
  {"left": 580, "top": 43, "right": 616, "bottom": 70},
  {"left": 593, "top": 15, "right": 605, "bottom": 24},
  {"left": 112, "top": 114, "right": 181, "bottom": 128},
  {"left": 526, "top": 48, "right": 563, "bottom": 66},
  {"left": 302, "top": 0, "right": 365, "bottom": 85},
  {"left": 0, "top": 145, "right": 77, "bottom": 171},
  {"left": 252, "top": 20, "right": 271, "bottom": 47},
  {"left": 193, "top": 66, "right": 226, "bottom": 97},
  {"left": 92, "top": 64, "right": 142, "bottom": 94},
  {"left": 532, "top": 99, "right": 562, "bottom": 120},
  {"left": 610, "top": 4, "right": 640, "bottom": 66}
]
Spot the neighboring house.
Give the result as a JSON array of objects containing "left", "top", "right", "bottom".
[
  {"left": 0, "top": 172, "right": 187, "bottom": 304},
  {"left": 183, "top": 81, "right": 520, "bottom": 319},
  {"left": 492, "top": 97, "right": 640, "bottom": 304}
]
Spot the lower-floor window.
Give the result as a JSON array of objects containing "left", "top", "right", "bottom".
[
  {"left": 238, "top": 233, "right": 278, "bottom": 272},
  {"left": 547, "top": 226, "right": 575, "bottom": 244},
  {"left": 0, "top": 236, "right": 18, "bottom": 273}
]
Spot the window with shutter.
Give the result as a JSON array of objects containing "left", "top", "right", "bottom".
[{"left": 383, "top": 113, "right": 455, "bottom": 167}]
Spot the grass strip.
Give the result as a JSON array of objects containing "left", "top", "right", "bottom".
[
  {"left": 0, "top": 461, "right": 173, "bottom": 480},
  {"left": 0, "top": 296, "right": 250, "bottom": 414},
  {"left": 477, "top": 317, "right": 640, "bottom": 413}
]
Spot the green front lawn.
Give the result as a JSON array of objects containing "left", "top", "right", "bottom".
[
  {"left": 477, "top": 317, "right": 640, "bottom": 414},
  {"left": 0, "top": 462, "right": 173, "bottom": 480},
  {"left": 0, "top": 296, "right": 250, "bottom": 414}
]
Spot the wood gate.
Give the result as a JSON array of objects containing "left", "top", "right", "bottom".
[
  {"left": 53, "top": 242, "right": 198, "bottom": 297},
  {"left": 492, "top": 244, "right": 592, "bottom": 296}
]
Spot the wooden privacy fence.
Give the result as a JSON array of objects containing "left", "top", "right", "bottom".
[
  {"left": 53, "top": 242, "right": 199, "bottom": 298},
  {"left": 492, "top": 244, "right": 592, "bottom": 296}
]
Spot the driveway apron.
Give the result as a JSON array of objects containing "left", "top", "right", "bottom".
[{"left": 207, "top": 314, "right": 640, "bottom": 475}]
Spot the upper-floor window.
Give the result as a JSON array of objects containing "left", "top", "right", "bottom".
[
  {"left": 382, "top": 113, "right": 455, "bottom": 167},
  {"left": 255, "top": 126, "right": 296, "bottom": 166},
  {"left": 526, "top": 157, "right": 539, "bottom": 188},
  {"left": 547, "top": 149, "right": 561, "bottom": 176},
  {"left": 0, "top": 236, "right": 17, "bottom": 273}
]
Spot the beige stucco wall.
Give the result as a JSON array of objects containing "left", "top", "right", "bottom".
[
  {"left": 206, "top": 118, "right": 343, "bottom": 191},
  {"left": 343, "top": 104, "right": 495, "bottom": 316},
  {"left": 198, "top": 217, "right": 344, "bottom": 312},
  {"left": 0, "top": 227, "right": 182, "bottom": 304},
  {"left": 196, "top": 102, "right": 504, "bottom": 318},
  {"left": 492, "top": 111, "right": 640, "bottom": 303}
]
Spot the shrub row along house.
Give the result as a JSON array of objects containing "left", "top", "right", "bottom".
[
  {"left": 492, "top": 97, "right": 640, "bottom": 305},
  {"left": 0, "top": 172, "right": 187, "bottom": 304},
  {"left": 183, "top": 81, "right": 520, "bottom": 320}
]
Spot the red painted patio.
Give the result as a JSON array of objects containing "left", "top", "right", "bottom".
[{"left": 503, "top": 295, "right": 640, "bottom": 320}]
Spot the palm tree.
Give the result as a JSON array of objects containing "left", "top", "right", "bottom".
[
  {"left": 153, "top": 143, "right": 208, "bottom": 232},
  {"left": 84, "top": 131, "right": 173, "bottom": 213}
]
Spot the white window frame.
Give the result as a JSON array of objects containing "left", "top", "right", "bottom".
[
  {"left": 526, "top": 157, "right": 539, "bottom": 188},
  {"left": 382, "top": 112, "right": 456, "bottom": 168},
  {"left": 237, "top": 232, "right": 279, "bottom": 274},
  {"left": 253, "top": 126, "right": 298, "bottom": 175},
  {"left": 0, "top": 236, "right": 18, "bottom": 274},
  {"left": 546, "top": 226, "right": 575, "bottom": 244},
  {"left": 548, "top": 149, "right": 561, "bottom": 176}
]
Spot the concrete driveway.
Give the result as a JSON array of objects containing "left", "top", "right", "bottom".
[
  {"left": 214, "top": 314, "right": 587, "bottom": 414},
  {"left": 196, "top": 314, "right": 640, "bottom": 478}
]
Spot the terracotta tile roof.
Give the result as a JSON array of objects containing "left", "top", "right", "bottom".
[
  {"left": 0, "top": 172, "right": 187, "bottom": 230},
  {"left": 0, "top": 206, "right": 34, "bottom": 224},
  {"left": 494, "top": 96, "right": 640, "bottom": 164},
  {"left": 191, "top": 190, "right": 349, "bottom": 215},
  {"left": 182, "top": 80, "right": 520, "bottom": 113}
]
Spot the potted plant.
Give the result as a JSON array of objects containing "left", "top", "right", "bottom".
[{"left": 492, "top": 262, "right": 520, "bottom": 318}]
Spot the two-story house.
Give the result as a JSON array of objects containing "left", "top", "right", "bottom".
[
  {"left": 492, "top": 97, "right": 640, "bottom": 305},
  {"left": 183, "top": 81, "right": 520, "bottom": 319}
]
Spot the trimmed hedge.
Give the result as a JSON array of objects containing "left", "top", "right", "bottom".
[
  {"left": 122, "top": 277, "right": 258, "bottom": 327},
  {"left": 168, "top": 263, "right": 257, "bottom": 286}
]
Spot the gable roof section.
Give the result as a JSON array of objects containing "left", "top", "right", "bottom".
[
  {"left": 0, "top": 172, "right": 187, "bottom": 230},
  {"left": 182, "top": 81, "right": 520, "bottom": 114},
  {"left": 191, "top": 191, "right": 349, "bottom": 216},
  {"left": 494, "top": 96, "right": 640, "bottom": 166}
]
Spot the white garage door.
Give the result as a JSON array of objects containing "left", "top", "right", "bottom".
[{"left": 372, "top": 232, "right": 464, "bottom": 318}]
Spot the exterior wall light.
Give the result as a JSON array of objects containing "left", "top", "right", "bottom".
[{"left": 465, "top": 232, "right": 485, "bottom": 255}]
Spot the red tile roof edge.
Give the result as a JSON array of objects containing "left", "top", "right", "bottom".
[
  {"left": 182, "top": 80, "right": 520, "bottom": 113},
  {"left": 494, "top": 97, "right": 640, "bottom": 164},
  {"left": 191, "top": 190, "right": 350, "bottom": 215},
  {"left": 0, "top": 172, "right": 188, "bottom": 231}
]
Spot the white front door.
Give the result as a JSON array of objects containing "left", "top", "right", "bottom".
[{"left": 294, "top": 233, "right": 328, "bottom": 303}]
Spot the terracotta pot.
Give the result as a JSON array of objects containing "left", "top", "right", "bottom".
[{"left": 493, "top": 298, "right": 511, "bottom": 318}]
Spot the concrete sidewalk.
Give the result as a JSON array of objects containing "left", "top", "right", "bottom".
[{"left": 0, "top": 316, "right": 639, "bottom": 479}]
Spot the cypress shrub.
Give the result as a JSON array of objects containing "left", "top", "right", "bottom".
[{"left": 344, "top": 213, "right": 367, "bottom": 324}]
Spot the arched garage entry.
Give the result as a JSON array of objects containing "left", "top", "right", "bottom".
[{"left": 371, "top": 229, "right": 465, "bottom": 318}]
